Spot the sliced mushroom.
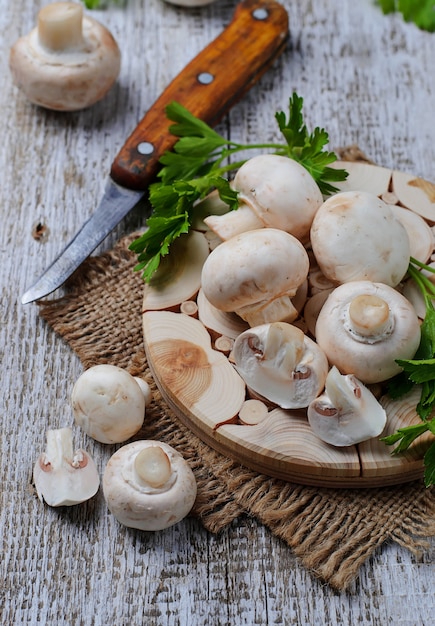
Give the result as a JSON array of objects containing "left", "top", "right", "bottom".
[
  {"left": 33, "top": 427, "right": 100, "bottom": 507},
  {"left": 200, "top": 228, "right": 310, "bottom": 327},
  {"left": 392, "top": 170, "right": 435, "bottom": 222},
  {"left": 204, "top": 154, "right": 323, "bottom": 241},
  {"left": 328, "top": 161, "right": 392, "bottom": 197},
  {"left": 307, "top": 367, "right": 387, "bottom": 447},
  {"left": 233, "top": 322, "right": 329, "bottom": 409},
  {"left": 103, "top": 440, "right": 197, "bottom": 531},
  {"left": 389, "top": 205, "right": 434, "bottom": 264},
  {"left": 196, "top": 288, "right": 249, "bottom": 340},
  {"left": 142, "top": 230, "right": 210, "bottom": 312},
  {"left": 315, "top": 281, "right": 421, "bottom": 384},
  {"left": 310, "top": 191, "right": 410, "bottom": 288},
  {"left": 9, "top": 2, "right": 121, "bottom": 111}
]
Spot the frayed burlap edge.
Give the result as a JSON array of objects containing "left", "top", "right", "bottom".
[{"left": 38, "top": 233, "right": 435, "bottom": 592}]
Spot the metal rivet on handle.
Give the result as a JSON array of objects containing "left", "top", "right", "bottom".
[
  {"left": 197, "top": 72, "right": 214, "bottom": 85},
  {"left": 252, "top": 8, "right": 269, "bottom": 20},
  {"left": 137, "top": 142, "right": 155, "bottom": 155}
]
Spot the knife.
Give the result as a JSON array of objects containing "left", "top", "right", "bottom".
[{"left": 21, "top": 0, "right": 289, "bottom": 304}]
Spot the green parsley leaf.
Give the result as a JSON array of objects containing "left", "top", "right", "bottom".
[
  {"left": 384, "top": 257, "right": 435, "bottom": 485},
  {"left": 377, "top": 0, "right": 435, "bottom": 32}
]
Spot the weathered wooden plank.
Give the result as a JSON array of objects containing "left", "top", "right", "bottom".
[{"left": 1, "top": 0, "right": 434, "bottom": 624}]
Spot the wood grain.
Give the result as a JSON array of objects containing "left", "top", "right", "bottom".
[{"left": 1, "top": 0, "right": 435, "bottom": 623}]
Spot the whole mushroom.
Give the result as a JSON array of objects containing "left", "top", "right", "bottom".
[
  {"left": 200, "top": 228, "right": 310, "bottom": 327},
  {"left": 315, "top": 281, "right": 421, "bottom": 384},
  {"left": 103, "top": 440, "right": 197, "bottom": 531},
  {"left": 307, "top": 366, "right": 387, "bottom": 446},
  {"left": 9, "top": 2, "right": 121, "bottom": 111},
  {"left": 33, "top": 427, "right": 100, "bottom": 507},
  {"left": 310, "top": 190, "right": 410, "bottom": 287},
  {"left": 233, "top": 322, "right": 329, "bottom": 409},
  {"left": 204, "top": 154, "right": 323, "bottom": 241},
  {"left": 72, "top": 364, "right": 149, "bottom": 444}
]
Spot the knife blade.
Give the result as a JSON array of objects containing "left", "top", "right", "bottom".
[{"left": 21, "top": 0, "right": 289, "bottom": 304}]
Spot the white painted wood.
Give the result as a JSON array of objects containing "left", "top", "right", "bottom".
[{"left": 1, "top": 0, "right": 434, "bottom": 624}]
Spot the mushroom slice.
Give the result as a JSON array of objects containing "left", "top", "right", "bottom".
[
  {"left": 233, "top": 322, "right": 329, "bottom": 409},
  {"left": 142, "top": 230, "right": 210, "bottom": 312},
  {"left": 103, "top": 440, "right": 197, "bottom": 531},
  {"left": 390, "top": 205, "right": 434, "bottom": 263},
  {"left": 33, "top": 428, "right": 100, "bottom": 507},
  {"left": 329, "top": 161, "right": 392, "bottom": 197},
  {"left": 310, "top": 191, "right": 410, "bottom": 288},
  {"left": 392, "top": 170, "right": 435, "bottom": 222},
  {"left": 204, "top": 154, "right": 323, "bottom": 241},
  {"left": 197, "top": 288, "right": 249, "bottom": 340},
  {"left": 307, "top": 367, "right": 387, "bottom": 447},
  {"left": 190, "top": 189, "right": 231, "bottom": 232}
]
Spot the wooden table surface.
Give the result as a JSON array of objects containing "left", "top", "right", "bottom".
[{"left": 1, "top": 0, "right": 434, "bottom": 624}]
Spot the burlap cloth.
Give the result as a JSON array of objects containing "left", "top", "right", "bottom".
[{"left": 38, "top": 150, "right": 435, "bottom": 590}]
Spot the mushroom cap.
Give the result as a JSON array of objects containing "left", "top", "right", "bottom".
[
  {"left": 72, "top": 364, "right": 146, "bottom": 444},
  {"left": 200, "top": 228, "right": 310, "bottom": 325},
  {"left": 307, "top": 366, "right": 387, "bottom": 446},
  {"left": 310, "top": 191, "right": 410, "bottom": 287},
  {"left": 103, "top": 440, "right": 197, "bottom": 531},
  {"left": 228, "top": 154, "right": 323, "bottom": 241},
  {"left": 315, "top": 281, "right": 421, "bottom": 384},
  {"left": 9, "top": 5, "right": 121, "bottom": 111},
  {"left": 233, "top": 322, "right": 329, "bottom": 409}
]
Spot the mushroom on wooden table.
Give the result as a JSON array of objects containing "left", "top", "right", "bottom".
[
  {"left": 33, "top": 427, "right": 100, "bottom": 507},
  {"left": 9, "top": 1, "right": 121, "bottom": 110}
]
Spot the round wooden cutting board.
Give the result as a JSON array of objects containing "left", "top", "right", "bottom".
[{"left": 142, "top": 161, "right": 435, "bottom": 488}]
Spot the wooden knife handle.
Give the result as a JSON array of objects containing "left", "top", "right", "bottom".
[{"left": 110, "top": 0, "right": 289, "bottom": 190}]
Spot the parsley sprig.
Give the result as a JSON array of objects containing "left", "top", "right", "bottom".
[
  {"left": 377, "top": 0, "right": 435, "bottom": 32},
  {"left": 130, "top": 93, "right": 348, "bottom": 282},
  {"left": 383, "top": 257, "right": 435, "bottom": 486}
]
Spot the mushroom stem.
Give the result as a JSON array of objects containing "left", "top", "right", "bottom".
[
  {"left": 38, "top": 2, "right": 84, "bottom": 51},
  {"left": 134, "top": 446, "right": 172, "bottom": 489},
  {"left": 44, "top": 427, "right": 74, "bottom": 469},
  {"left": 347, "top": 294, "right": 393, "bottom": 339}
]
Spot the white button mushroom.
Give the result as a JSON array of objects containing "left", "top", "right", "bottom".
[
  {"left": 310, "top": 191, "right": 410, "bottom": 287},
  {"left": 307, "top": 366, "right": 387, "bottom": 447},
  {"left": 72, "top": 364, "right": 147, "bottom": 444},
  {"left": 33, "top": 427, "right": 100, "bottom": 506},
  {"left": 233, "top": 322, "right": 329, "bottom": 409},
  {"left": 315, "top": 281, "right": 421, "bottom": 384},
  {"left": 102, "top": 440, "right": 197, "bottom": 531},
  {"left": 204, "top": 154, "right": 323, "bottom": 241},
  {"left": 200, "top": 228, "right": 310, "bottom": 327},
  {"left": 9, "top": 2, "right": 121, "bottom": 111}
]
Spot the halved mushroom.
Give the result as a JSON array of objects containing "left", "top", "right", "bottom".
[
  {"left": 200, "top": 228, "right": 310, "bottom": 327},
  {"left": 203, "top": 154, "right": 323, "bottom": 241},
  {"left": 232, "top": 322, "right": 329, "bottom": 409},
  {"left": 9, "top": 2, "right": 121, "bottom": 111},
  {"left": 307, "top": 367, "right": 387, "bottom": 447},
  {"left": 315, "top": 281, "right": 421, "bottom": 384},
  {"left": 310, "top": 191, "right": 410, "bottom": 288},
  {"left": 33, "top": 427, "right": 100, "bottom": 507}
]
